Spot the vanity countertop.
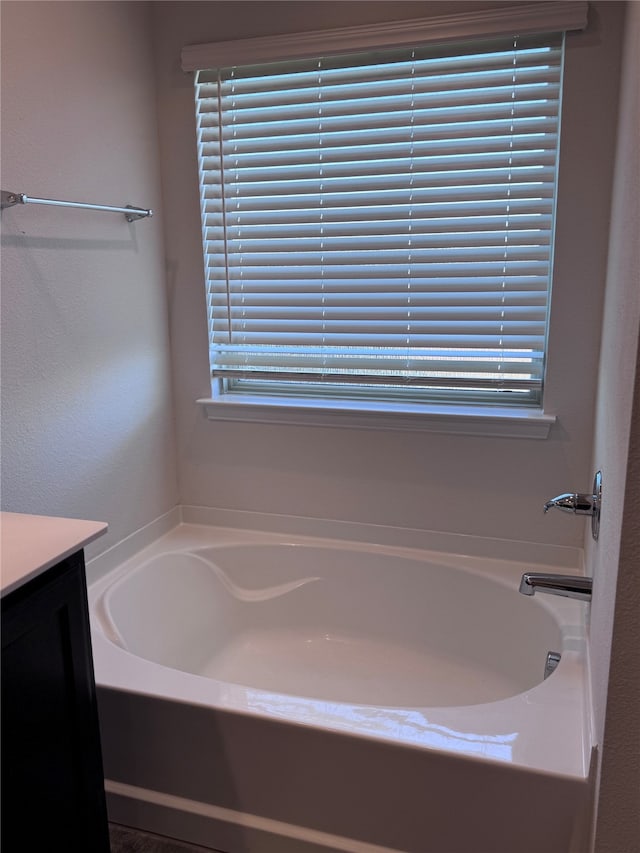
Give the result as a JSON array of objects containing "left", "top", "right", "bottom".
[{"left": 1, "top": 512, "right": 108, "bottom": 598}]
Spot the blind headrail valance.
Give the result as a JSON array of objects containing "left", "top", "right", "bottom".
[{"left": 181, "top": 1, "right": 588, "bottom": 71}]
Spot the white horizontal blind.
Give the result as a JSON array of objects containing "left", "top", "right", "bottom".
[{"left": 194, "top": 33, "right": 564, "bottom": 405}]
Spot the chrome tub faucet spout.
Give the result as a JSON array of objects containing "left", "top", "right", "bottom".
[{"left": 519, "top": 573, "right": 592, "bottom": 602}]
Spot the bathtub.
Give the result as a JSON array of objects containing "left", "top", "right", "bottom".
[{"left": 88, "top": 514, "right": 593, "bottom": 853}]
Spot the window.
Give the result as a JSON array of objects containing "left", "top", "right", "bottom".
[{"left": 185, "top": 5, "right": 587, "bottom": 424}]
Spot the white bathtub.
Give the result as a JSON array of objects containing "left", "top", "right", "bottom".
[{"left": 89, "top": 516, "right": 593, "bottom": 853}]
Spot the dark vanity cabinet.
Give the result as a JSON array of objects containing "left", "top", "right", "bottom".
[{"left": 1, "top": 549, "right": 110, "bottom": 852}]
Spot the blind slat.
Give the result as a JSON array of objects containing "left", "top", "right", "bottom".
[{"left": 206, "top": 277, "right": 550, "bottom": 293}]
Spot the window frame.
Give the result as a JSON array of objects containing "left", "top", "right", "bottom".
[{"left": 184, "top": 1, "right": 587, "bottom": 437}]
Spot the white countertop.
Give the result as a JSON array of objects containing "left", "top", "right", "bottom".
[{"left": 1, "top": 512, "right": 108, "bottom": 598}]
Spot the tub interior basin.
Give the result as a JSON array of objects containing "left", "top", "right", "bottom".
[{"left": 97, "top": 543, "right": 563, "bottom": 708}]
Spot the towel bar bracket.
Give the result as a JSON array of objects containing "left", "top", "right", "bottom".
[{"left": 124, "top": 205, "right": 152, "bottom": 222}]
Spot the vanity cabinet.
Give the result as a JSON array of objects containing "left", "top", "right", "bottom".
[{"left": 1, "top": 516, "right": 110, "bottom": 852}]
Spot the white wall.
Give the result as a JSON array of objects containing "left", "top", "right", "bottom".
[
  {"left": 0, "top": 1, "right": 178, "bottom": 556},
  {"left": 586, "top": 2, "right": 640, "bottom": 849},
  {"left": 152, "top": 1, "right": 624, "bottom": 548}
]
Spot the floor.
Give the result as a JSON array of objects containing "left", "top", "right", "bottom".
[{"left": 109, "top": 823, "right": 222, "bottom": 853}]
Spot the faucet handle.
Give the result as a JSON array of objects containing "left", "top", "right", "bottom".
[
  {"left": 543, "top": 493, "right": 596, "bottom": 514},
  {"left": 543, "top": 471, "right": 602, "bottom": 540}
]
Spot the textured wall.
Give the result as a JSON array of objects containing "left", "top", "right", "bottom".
[
  {"left": 152, "top": 1, "right": 624, "bottom": 548},
  {"left": 0, "top": 1, "right": 178, "bottom": 555},
  {"left": 587, "top": 2, "right": 640, "bottom": 848}
]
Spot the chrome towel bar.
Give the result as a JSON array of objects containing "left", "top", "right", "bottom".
[{"left": 1, "top": 190, "right": 152, "bottom": 222}]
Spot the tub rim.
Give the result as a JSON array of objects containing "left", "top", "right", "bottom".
[{"left": 88, "top": 520, "right": 592, "bottom": 782}]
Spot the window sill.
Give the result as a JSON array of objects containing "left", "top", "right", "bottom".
[{"left": 196, "top": 395, "right": 556, "bottom": 438}]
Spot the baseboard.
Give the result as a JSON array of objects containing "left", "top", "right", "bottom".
[{"left": 105, "top": 781, "right": 402, "bottom": 853}]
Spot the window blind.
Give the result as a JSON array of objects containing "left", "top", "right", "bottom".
[{"left": 194, "top": 33, "right": 564, "bottom": 405}]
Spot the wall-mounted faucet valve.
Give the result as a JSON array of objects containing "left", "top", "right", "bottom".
[
  {"left": 543, "top": 493, "right": 596, "bottom": 514},
  {"left": 543, "top": 471, "right": 602, "bottom": 540}
]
